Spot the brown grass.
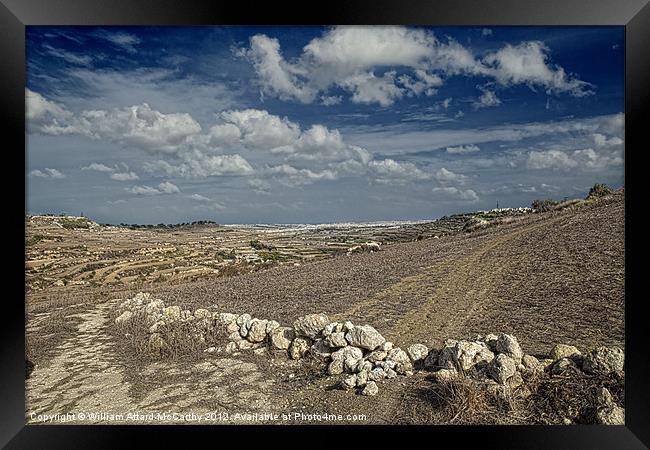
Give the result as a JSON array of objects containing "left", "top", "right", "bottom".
[
  {"left": 26, "top": 307, "right": 83, "bottom": 368},
  {"left": 525, "top": 370, "right": 624, "bottom": 424},
  {"left": 110, "top": 308, "right": 229, "bottom": 362},
  {"left": 415, "top": 374, "right": 533, "bottom": 424}
]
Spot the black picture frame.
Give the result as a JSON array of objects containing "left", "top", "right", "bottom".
[{"left": 3, "top": 0, "right": 648, "bottom": 447}]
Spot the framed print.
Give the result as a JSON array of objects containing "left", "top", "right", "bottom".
[{"left": 2, "top": 0, "right": 649, "bottom": 447}]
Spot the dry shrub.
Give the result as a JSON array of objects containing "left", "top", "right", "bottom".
[
  {"left": 160, "top": 320, "right": 224, "bottom": 359},
  {"left": 112, "top": 309, "right": 151, "bottom": 359},
  {"left": 525, "top": 370, "right": 624, "bottom": 424},
  {"left": 463, "top": 215, "right": 523, "bottom": 234},
  {"left": 587, "top": 183, "right": 614, "bottom": 200},
  {"left": 532, "top": 199, "right": 559, "bottom": 212},
  {"left": 429, "top": 375, "right": 492, "bottom": 423},
  {"left": 112, "top": 308, "right": 228, "bottom": 362},
  {"left": 290, "top": 354, "right": 328, "bottom": 386},
  {"left": 423, "top": 373, "right": 530, "bottom": 424}
]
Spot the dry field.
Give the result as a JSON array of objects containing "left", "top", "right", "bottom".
[{"left": 25, "top": 191, "right": 624, "bottom": 424}]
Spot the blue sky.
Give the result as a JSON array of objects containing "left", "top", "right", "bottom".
[{"left": 26, "top": 26, "right": 624, "bottom": 224}]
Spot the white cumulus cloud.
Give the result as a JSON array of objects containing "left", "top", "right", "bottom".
[
  {"left": 446, "top": 144, "right": 480, "bottom": 154},
  {"left": 239, "top": 26, "right": 593, "bottom": 106},
  {"left": 110, "top": 171, "right": 139, "bottom": 181},
  {"left": 29, "top": 168, "right": 66, "bottom": 179},
  {"left": 81, "top": 163, "right": 115, "bottom": 172}
]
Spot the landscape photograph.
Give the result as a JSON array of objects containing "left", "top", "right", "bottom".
[{"left": 25, "top": 25, "right": 625, "bottom": 425}]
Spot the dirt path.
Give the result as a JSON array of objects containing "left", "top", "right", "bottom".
[
  {"left": 26, "top": 300, "right": 280, "bottom": 424},
  {"left": 390, "top": 216, "right": 565, "bottom": 347}
]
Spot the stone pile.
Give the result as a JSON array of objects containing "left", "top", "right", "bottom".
[
  {"left": 113, "top": 292, "right": 625, "bottom": 417},
  {"left": 346, "top": 242, "right": 381, "bottom": 255}
]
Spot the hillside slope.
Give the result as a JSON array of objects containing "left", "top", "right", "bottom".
[{"left": 154, "top": 190, "right": 624, "bottom": 356}]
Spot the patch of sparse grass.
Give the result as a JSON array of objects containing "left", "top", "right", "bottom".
[
  {"left": 26, "top": 234, "right": 46, "bottom": 246},
  {"left": 250, "top": 240, "right": 275, "bottom": 251},
  {"left": 216, "top": 249, "right": 236, "bottom": 260},
  {"left": 58, "top": 217, "right": 93, "bottom": 229},
  {"left": 258, "top": 250, "right": 289, "bottom": 262}
]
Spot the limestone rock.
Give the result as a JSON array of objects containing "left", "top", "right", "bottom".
[
  {"left": 380, "top": 341, "right": 394, "bottom": 352},
  {"left": 367, "top": 350, "right": 388, "bottom": 363},
  {"left": 331, "top": 346, "right": 363, "bottom": 363},
  {"left": 265, "top": 320, "right": 280, "bottom": 334},
  {"left": 540, "top": 358, "right": 555, "bottom": 371},
  {"left": 438, "top": 339, "right": 494, "bottom": 372},
  {"left": 522, "top": 354, "right": 541, "bottom": 370},
  {"left": 289, "top": 337, "right": 311, "bottom": 360},
  {"left": 324, "top": 332, "right": 348, "bottom": 348},
  {"left": 345, "top": 325, "right": 386, "bottom": 350},
  {"left": 340, "top": 374, "right": 357, "bottom": 390},
  {"left": 238, "top": 340, "right": 255, "bottom": 350},
  {"left": 596, "top": 387, "right": 614, "bottom": 408},
  {"left": 549, "top": 344, "right": 581, "bottom": 361},
  {"left": 328, "top": 359, "right": 344, "bottom": 376},
  {"left": 483, "top": 333, "right": 499, "bottom": 352},
  {"left": 368, "top": 367, "right": 385, "bottom": 381},
  {"left": 293, "top": 313, "right": 330, "bottom": 339},
  {"left": 228, "top": 331, "right": 243, "bottom": 342},
  {"left": 596, "top": 406, "right": 625, "bottom": 425},
  {"left": 239, "top": 320, "right": 251, "bottom": 338},
  {"left": 236, "top": 313, "right": 251, "bottom": 326},
  {"left": 487, "top": 354, "right": 518, "bottom": 384},
  {"left": 323, "top": 322, "right": 338, "bottom": 337},
  {"left": 362, "top": 381, "right": 379, "bottom": 396},
  {"left": 495, "top": 333, "right": 523, "bottom": 363},
  {"left": 352, "top": 360, "right": 373, "bottom": 374},
  {"left": 356, "top": 370, "right": 369, "bottom": 387},
  {"left": 226, "top": 321, "right": 240, "bottom": 334},
  {"left": 163, "top": 305, "right": 182, "bottom": 322},
  {"left": 387, "top": 348, "right": 410, "bottom": 365},
  {"left": 407, "top": 344, "right": 429, "bottom": 363},
  {"left": 193, "top": 308, "right": 211, "bottom": 320},
  {"left": 582, "top": 347, "right": 624, "bottom": 375},
  {"left": 247, "top": 319, "right": 269, "bottom": 343},
  {"left": 115, "top": 310, "right": 133, "bottom": 326},
  {"left": 270, "top": 326, "right": 295, "bottom": 350},
  {"left": 384, "top": 368, "right": 397, "bottom": 379},
  {"left": 145, "top": 299, "right": 165, "bottom": 316},
  {"left": 218, "top": 313, "right": 238, "bottom": 324},
  {"left": 551, "top": 357, "right": 580, "bottom": 375}
]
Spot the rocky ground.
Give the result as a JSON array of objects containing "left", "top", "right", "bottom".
[{"left": 25, "top": 191, "right": 624, "bottom": 424}]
